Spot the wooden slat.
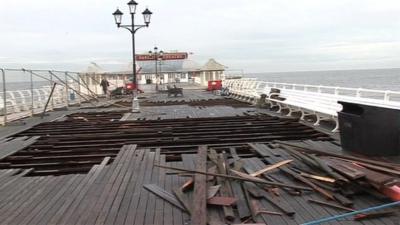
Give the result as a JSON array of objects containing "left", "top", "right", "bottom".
[
  {"left": 14, "top": 175, "right": 77, "bottom": 225},
  {"left": 0, "top": 176, "right": 55, "bottom": 223},
  {"left": 78, "top": 145, "right": 135, "bottom": 225},
  {"left": 92, "top": 146, "right": 137, "bottom": 225},
  {"left": 0, "top": 136, "right": 39, "bottom": 160},
  {"left": 153, "top": 154, "right": 167, "bottom": 225},
  {"left": 123, "top": 150, "right": 156, "bottom": 224},
  {"left": 31, "top": 175, "right": 85, "bottom": 225},
  {"left": 103, "top": 146, "right": 143, "bottom": 225},
  {"left": 191, "top": 145, "right": 208, "bottom": 225},
  {"left": 46, "top": 157, "right": 110, "bottom": 224},
  {"left": 141, "top": 148, "right": 161, "bottom": 225},
  {"left": 112, "top": 149, "right": 149, "bottom": 225}
]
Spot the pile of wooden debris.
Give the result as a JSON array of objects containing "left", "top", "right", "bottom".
[{"left": 144, "top": 141, "right": 400, "bottom": 224}]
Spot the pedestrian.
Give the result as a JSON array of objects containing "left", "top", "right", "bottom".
[{"left": 100, "top": 78, "right": 110, "bottom": 95}]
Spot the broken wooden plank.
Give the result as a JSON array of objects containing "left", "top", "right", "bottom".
[
  {"left": 307, "top": 199, "right": 354, "bottom": 212},
  {"left": 280, "top": 167, "right": 335, "bottom": 200},
  {"left": 207, "top": 185, "right": 221, "bottom": 199},
  {"left": 0, "top": 136, "right": 40, "bottom": 160},
  {"left": 323, "top": 158, "right": 365, "bottom": 180},
  {"left": 155, "top": 164, "right": 313, "bottom": 191},
  {"left": 214, "top": 152, "right": 235, "bottom": 221},
  {"left": 173, "top": 187, "right": 192, "bottom": 215},
  {"left": 244, "top": 182, "right": 295, "bottom": 216},
  {"left": 250, "top": 160, "right": 293, "bottom": 177},
  {"left": 207, "top": 196, "right": 237, "bottom": 206},
  {"left": 332, "top": 157, "right": 400, "bottom": 176},
  {"left": 230, "top": 162, "right": 252, "bottom": 220},
  {"left": 143, "top": 184, "right": 187, "bottom": 212},
  {"left": 191, "top": 145, "right": 208, "bottom": 225}
]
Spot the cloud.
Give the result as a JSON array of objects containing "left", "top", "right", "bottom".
[{"left": 1, "top": 0, "right": 400, "bottom": 72}]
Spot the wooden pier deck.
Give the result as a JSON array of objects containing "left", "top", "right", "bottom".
[{"left": 0, "top": 87, "right": 399, "bottom": 225}]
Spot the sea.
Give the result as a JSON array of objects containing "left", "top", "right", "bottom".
[
  {"left": 246, "top": 68, "right": 400, "bottom": 92},
  {"left": 1, "top": 81, "right": 50, "bottom": 92},
  {"left": 1, "top": 68, "right": 399, "bottom": 92}
]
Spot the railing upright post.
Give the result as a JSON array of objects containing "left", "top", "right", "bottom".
[
  {"left": 77, "top": 73, "right": 82, "bottom": 106},
  {"left": 64, "top": 72, "right": 69, "bottom": 107},
  {"left": 356, "top": 88, "right": 362, "bottom": 98},
  {"left": 30, "top": 70, "right": 34, "bottom": 115},
  {"left": 384, "top": 91, "right": 390, "bottom": 102},
  {"left": 94, "top": 73, "right": 99, "bottom": 95},
  {"left": 49, "top": 71, "right": 54, "bottom": 109},
  {"left": 335, "top": 87, "right": 339, "bottom": 95},
  {"left": 1, "top": 69, "right": 7, "bottom": 125}
]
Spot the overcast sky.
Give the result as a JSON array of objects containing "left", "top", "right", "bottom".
[{"left": 1, "top": 0, "right": 400, "bottom": 73}]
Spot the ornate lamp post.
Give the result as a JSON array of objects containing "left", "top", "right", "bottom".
[
  {"left": 148, "top": 47, "right": 163, "bottom": 90},
  {"left": 113, "top": 1, "right": 152, "bottom": 112}
]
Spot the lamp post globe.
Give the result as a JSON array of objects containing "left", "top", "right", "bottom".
[
  {"left": 112, "top": 9, "right": 123, "bottom": 27},
  {"left": 142, "top": 8, "right": 152, "bottom": 26},
  {"left": 127, "top": 0, "right": 138, "bottom": 14}
]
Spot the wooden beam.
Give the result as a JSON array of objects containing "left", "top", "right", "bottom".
[
  {"left": 250, "top": 160, "right": 293, "bottom": 177},
  {"left": 155, "top": 164, "right": 313, "bottom": 191},
  {"left": 191, "top": 145, "right": 208, "bottom": 225}
]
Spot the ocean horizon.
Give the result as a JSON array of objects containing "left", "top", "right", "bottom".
[
  {"left": 1, "top": 67, "right": 399, "bottom": 92},
  {"left": 246, "top": 67, "right": 400, "bottom": 91}
]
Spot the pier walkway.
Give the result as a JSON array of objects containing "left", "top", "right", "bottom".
[{"left": 0, "top": 85, "right": 398, "bottom": 225}]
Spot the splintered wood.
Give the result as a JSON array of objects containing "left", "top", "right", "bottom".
[
  {"left": 0, "top": 108, "right": 399, "bottom": 224},
  {"left": 0, "top": 112, "right": 330, "bottom": 176},
  {"left": 191, "top": 146, "right": 208, "bottom": 225}
]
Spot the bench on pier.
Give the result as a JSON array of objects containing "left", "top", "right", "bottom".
[
  {"left": 229, "top": 88, "right": 261, "bottom": 103},
  {"left": 167, "top": 85, "right": 183, "bottom": 97},
  {"left": 267, "top": 89, "right": 341, "bottom": 132}
]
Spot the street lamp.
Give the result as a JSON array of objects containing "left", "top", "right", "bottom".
[
  {"left": 148, "top": 47, "right": 163, "bottom": 77},
  {"left": 148, "top": 47, "right": 163, "bottom": 91},
  {"left": 112, "top": 1, "right": 153, "bottom": 112}
]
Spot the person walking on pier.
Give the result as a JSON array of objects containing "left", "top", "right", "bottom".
[{"left": 100, "top": 78, "right": 110, "bottom": 95}]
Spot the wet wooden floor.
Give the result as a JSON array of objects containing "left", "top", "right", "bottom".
[{"left": 0, "top": 88, "right": 398, "bottom": 225}]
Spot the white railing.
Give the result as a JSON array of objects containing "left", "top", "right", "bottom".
[
  {"left": 0, "top": 68, "right": 103, "bottom": 125},
  {"left": 223, "top": 79, "right": 400, "bottom": 132},
  {"left": 223, "top": 79, "right": 400, "bottom": 106},
  {"left": 0, "top": 85, "right": 69, "bottom": 122}
]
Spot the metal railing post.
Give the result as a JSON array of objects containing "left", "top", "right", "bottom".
[
  {"left": 1, "top": 69, "right": 7, "bottom": 125},
  {"left": 77, "top": 73, "right": 82, "bottom": 106},
  {"left": 30, "top": 70, "right": 34, "bottom": 115},
  {"left": 64, "top": 72, "right": 69, "bottom": 106},
  {"left": 94, "top": 73, "right": 99, "bottom": 95},
  {"left": 49, "top": 71, "right": 54, "bottom": 109},
  {"left": 356, "top": 88, "right": 362, "bottom": 98},
  {"left": 384, "top": 91, "right": 390, "bottom": 102},
  {"left": 41, "top": 83, "right": 57, "bottom": 118}
]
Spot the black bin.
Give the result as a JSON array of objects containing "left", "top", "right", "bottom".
[{"left": 338, "top": 101, "right": 400, "bottom": 156}]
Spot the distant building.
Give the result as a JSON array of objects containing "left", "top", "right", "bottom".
[
  {"left": 195, "top": 58, "right": 226, "bottom": 86},
  {"left": 80, "top": 54, "right": 226, "bottom": 94}
]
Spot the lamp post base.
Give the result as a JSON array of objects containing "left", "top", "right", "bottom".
[{"left": 131, "top": 91, "right": 140, "bottom": 113}]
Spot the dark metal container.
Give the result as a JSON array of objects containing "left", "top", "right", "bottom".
[{"left": 338, "top": 101, "right": 400, "bottom": 156}]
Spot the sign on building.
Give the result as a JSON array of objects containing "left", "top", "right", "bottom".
[{"left": 136, "top": 52, "right": 188, "bottom": 61}]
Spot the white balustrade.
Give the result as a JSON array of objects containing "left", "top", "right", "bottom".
[
  {"left": 0, "top": 68, "right": 104, "bottom": 125},
  {"left": 223, "top": 79, "right": 400, "bottom": 132}
]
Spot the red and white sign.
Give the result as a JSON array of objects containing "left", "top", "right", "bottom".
[{"left": 136, "top": 52, "right": 188, "bottom": 61}]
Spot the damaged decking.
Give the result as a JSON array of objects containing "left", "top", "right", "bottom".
[{"left": 0, "top": 88, "right": 399, "bottom": 225}]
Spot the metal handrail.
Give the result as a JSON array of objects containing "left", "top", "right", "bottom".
[
  {"left": 223, "top": 79, "right": 400, "bottom": 107},
  {"left": 0, "top": 68, "right": 104, "bottom": 125}
]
